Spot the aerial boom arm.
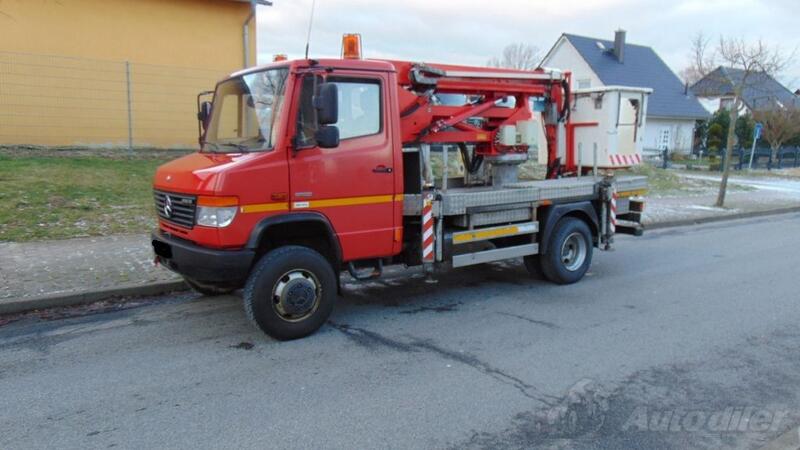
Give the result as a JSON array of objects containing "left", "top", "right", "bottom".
[{"left": 383, "top": 60, "right": 570, "bottom": 166}]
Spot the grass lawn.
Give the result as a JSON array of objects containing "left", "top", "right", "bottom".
[
  {"left": 0, "top": 147, "right": 763, "bottom": 242},
  {"left": 619, "top": 163, "right": 744, "bottom": 196},
  {"left": 0, "top": 152, "right": 178, "bottom": 242}
]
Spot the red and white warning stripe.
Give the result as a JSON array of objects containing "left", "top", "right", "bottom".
[
  {"left": 609, "top": 188, "right": 617, "bottom": 235},
  {"left": 422, "top": 194, "right": 434, "bottom": 262},
  {"left": 609, "top": 154, "right": 642, "bottom": 166}
]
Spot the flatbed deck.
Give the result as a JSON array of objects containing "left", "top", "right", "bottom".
[{"left": 403, "top": 175, "right": 647, "bottom": 216}]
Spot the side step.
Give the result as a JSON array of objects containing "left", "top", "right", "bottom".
[
  {"left": 616, "top": 224, "right": 644, "bottom": 236},
  {"left": 347, "top": 260, "right": 383, "bottom": 281},
  {"left": 452, "top": 243, "right": 538, "bottom": 268}
]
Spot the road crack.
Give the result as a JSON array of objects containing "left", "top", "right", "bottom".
[
  {"left": 329, "top": 321, "right": 556, "bottom": 405},
  {"left": 495, "top": 312, "right": 560, "bottom": 329}
]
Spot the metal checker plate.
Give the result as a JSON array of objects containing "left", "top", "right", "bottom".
[
  {"left": 440, "top": 187, "right": 540, "bottom": 215},
  {"left": 505, "top": 177, "right": 598, "bottom": 200},
  {"left": 452, "top": 208, "right": 532, "bottom": 227},
  {"left": 403, "top": 175, "right": 647, "bottom": 217}
]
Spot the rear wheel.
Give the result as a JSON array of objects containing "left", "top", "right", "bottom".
[
  {"left": 540, "top": 217, "right": 593, "bottom": 285},
  {"left": 243, "top": 245, "right": 337, "bottom": 340},
  {"left": 184, "top": 277, "right": 236, "bottom": 296}
]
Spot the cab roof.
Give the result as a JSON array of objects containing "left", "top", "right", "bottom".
[{"left": 226, "top": 58, "right": 397, "bottom": 80}]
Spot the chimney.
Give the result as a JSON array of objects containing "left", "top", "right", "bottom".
[{"left": 614, "top": 29, "right": 626, "bottom": 63}]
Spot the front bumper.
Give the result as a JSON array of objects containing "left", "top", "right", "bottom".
[{"left": 151, "top": 229, "right": 255, "bottom": 285}]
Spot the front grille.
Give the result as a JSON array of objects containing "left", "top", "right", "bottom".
[{"left": 154, "top": 190, "right": 197, "bottom": 229}]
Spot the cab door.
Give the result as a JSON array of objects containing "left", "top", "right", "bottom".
[{"left": 288, "top": 72, "right": 396, "bottom": 261}]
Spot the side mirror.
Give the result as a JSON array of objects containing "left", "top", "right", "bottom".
[
  {"left": 313, "top": 83, "right": 338, "bottom": 125},
  {"left": 315, "top": 125, "right": 340, "bottom": 148},
  {"left": 197, "top": 101, "right": 212, "bottom": 131}
]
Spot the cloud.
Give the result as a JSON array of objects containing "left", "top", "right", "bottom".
[{"left": 255, "top": 0, "right": 800, "bottom": 89}]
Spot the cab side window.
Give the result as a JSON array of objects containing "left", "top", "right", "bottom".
[
  {"left": 331, "top": 79, "right": 381, "bottom": 139},
  {"left": 295, "top": 76, "right": 381, "bottom": 147}
]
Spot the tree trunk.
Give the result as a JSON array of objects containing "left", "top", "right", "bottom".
[
  {"left": 715, "top": 99, "right": 739, "bottom": 207},
  {"left": 771, "top": 144, "right": 780, "bottom": 169}
]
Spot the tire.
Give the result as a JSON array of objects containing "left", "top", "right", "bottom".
[
  {"left": 243, "top": 245, "right": 337, "bottom": 340},
  {"left": 540, "top": 217, "right": 593, "bottom": 285},
  {"left": 184, "top": 277, "right": 236, "bottom": 296}
]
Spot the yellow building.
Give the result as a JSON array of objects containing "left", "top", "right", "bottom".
[{"left": 0, "top": 0, "right": 263, "bottom": 148}]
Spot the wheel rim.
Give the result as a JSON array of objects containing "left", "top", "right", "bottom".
[
  {"left": 560, "top": 232, "right": 587, "bottom": 272},
  {"left": 271, "top": 269, "right": 321, "bottom": 322}
]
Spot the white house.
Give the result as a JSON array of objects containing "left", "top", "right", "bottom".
[{"left": 541, "top": 31, "right": 709, "bottom": 154}]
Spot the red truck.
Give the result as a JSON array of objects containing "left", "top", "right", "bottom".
[{"left": 152, "top": 36, "right": 647, "bottom": 340}]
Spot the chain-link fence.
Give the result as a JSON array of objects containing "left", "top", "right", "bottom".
[{"left": 0, "top": 51, "right": 232, "bottom": 149}]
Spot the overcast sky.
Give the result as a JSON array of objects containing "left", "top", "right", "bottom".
[{"left": 255, "top": 0, "right": 799, "bottom": 90}]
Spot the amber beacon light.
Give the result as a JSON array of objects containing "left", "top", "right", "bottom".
[{"left": 341, "top": 33, "right": 362, "bottom": 60}]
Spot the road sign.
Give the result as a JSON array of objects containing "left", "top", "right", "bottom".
[{"left": 749, "top": 123, "right": 763, "bottom": 170}]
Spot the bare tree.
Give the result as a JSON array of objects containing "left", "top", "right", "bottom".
[
  {"left": 688, "top": 35, "right": 792, "bottom": 207},
  {"left": 680, "top": 32, "right": 715, "bottom": 85},
  {"left": 753, "top": 106, "right": 800, "bottom": 160},
  {"left": 488, "top": 43, "right": 540, "bottom": 71}
]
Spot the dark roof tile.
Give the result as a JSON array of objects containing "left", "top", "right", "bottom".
[
  {"left": 691, "top": 66, "right": 799, "bottom": 111},
  {"left": 563, "top": 34, "right": 709, "bottom": 119}
]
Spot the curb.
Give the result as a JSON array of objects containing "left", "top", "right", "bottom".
[
  {"left": 0, "top": 280, "right": 189, "bottom": 316},
  {"left": 644, "top": 205, "right": 800, "bottom": 230},
  {"left": 2, "top": 206, "right": 799, "bottom": 317}
]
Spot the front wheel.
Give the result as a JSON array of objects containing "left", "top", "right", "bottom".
[
  {"left": 243, "top": 245, "right": 337, "bottom": 340},
  {"left": 540, "top": 217, "right": 593, "bottom": 285}
]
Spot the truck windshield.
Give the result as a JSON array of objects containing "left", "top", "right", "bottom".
[{"left": 203, "top": 68, "right": 289, "bottom": 152}]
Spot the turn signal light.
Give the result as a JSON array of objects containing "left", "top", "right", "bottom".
[
  {"left": 197, "top": 196, "right": 239, "bottom": 207},
  {"left": 341, "top": 33, "right": 362, "bottom": 60},
  {"left": 273, "top": 54, "right": 287, "bottom": 62}
]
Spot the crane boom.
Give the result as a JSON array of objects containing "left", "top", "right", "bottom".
[{"left": 380, "top": 60, "right": 571, "bottom": 177}]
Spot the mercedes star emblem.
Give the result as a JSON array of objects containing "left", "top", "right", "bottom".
[{"left": 164, "top": 196, "right": 173, "bottom": 218}]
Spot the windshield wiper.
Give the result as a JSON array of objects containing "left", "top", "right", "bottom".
[{"left": 209, "top": 142, "right": 251, "bottom": 153}]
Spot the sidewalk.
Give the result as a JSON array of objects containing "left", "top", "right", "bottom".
[
  {"left": 643, "top": 173, "right": 800, "bottom": 226},
  {"left": 0, "top": 234, "right": 179, "bottom": 305},
  {"left": 2, "top": 175, "right": 800, "bottom": 313},
  {"left": 643, "top": 191, "right": 800, "bottom": 226}
]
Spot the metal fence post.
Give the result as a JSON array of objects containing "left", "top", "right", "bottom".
[
  {"left": 662, "top": 148, "right": 668, "bottom": 169},
  {"left": 125, "top": 61, "right": 133, "bottom": 154}
]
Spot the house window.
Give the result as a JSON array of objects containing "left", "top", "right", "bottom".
[
  {"left": 577, "top": 79, "right": 591, "bottom": 89},
  {"left": 658, "top": 128, "right": 671, "bottom": 150}
]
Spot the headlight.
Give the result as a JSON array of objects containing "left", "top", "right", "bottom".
[{"left": 196, "top": 206, "right": 238, "bottom": 227}]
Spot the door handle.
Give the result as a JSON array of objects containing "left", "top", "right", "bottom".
[{"left": 373, "top": 165, "right": 393, "bottom": 173}]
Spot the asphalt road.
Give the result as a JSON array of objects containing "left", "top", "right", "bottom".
[{"left": 3, "top": 214, "right": 800, "bottom": 449}]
